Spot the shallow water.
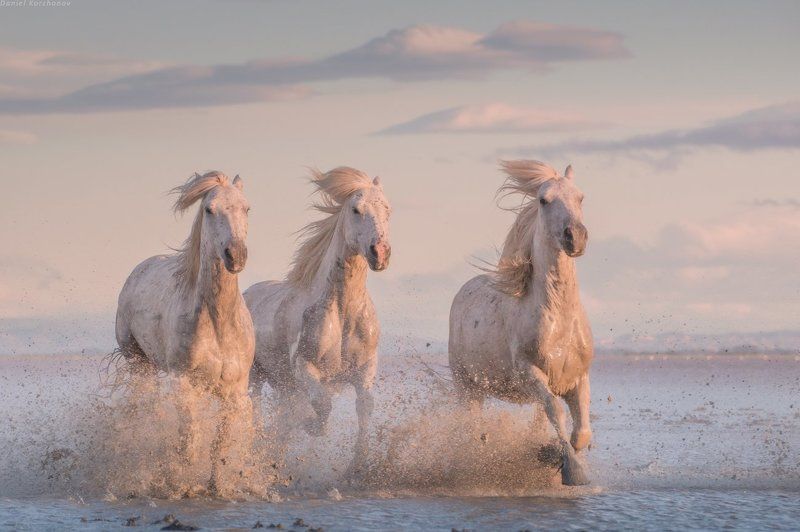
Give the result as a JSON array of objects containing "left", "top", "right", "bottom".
[
  {"left": 3, "top": 488, "right": 800, "bottom": 531},
  {"left": 1, "top": 353, "right": 798, "bottom": 530}
]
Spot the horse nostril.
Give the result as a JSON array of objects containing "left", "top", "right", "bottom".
[
  {"left": 369, "top": 244, "right": 378, "bottom": 257},
  {"left": 224, "top": 248, "right": 234, "bottom": 262},
  {"left": 564, "top": 227, "right": 574, "bottom": 241}
]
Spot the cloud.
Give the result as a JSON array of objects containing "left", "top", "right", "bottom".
[
  {"left": 513, "top": 101, "right": 800, "bottom": 159},
  {"left": 578, "top": 202, "right": 800, "bottom": 335},
  {"left": 0, "top": 47, "right": 165, "bottom": 98},
  {"left": 0, "top": 129, "right": 37, "bottom": 145},
  {"left": 481, "top": 20, "right": 629, "bottom": 61},
  {"left": 0, "top": 47, "right": 162, "bottom": 78},
  {"left": 0, "top": 81, "right": 310, "bottom": 114},
  {"left": 0, "top": 21, "right": 628, "bottom": 114},
  {"left": 661, "top": 203, "right": 800, "bottom": 261},
  {"left": 750, "top": 198, "right": 800, "bottom": 209},
  {"left": 370, "top": 202, "right": 800, "bottom": 345},
  {"left": 376, "top": 103, "right": 600, "bottom": 134}
]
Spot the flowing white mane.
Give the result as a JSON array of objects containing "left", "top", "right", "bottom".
[
  {"left": 170, "top": 171, "right": 232, "bottom": 287},
  {"left": 491, "top": 160, "right": 563, "bottom": 297},
  {"left": 287, "top": 166, "right": 374, "bottom": 287}
]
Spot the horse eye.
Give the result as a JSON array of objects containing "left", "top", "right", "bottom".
[
  {"left": 539, "top": 197, "right": 548, "bottom": 205},
  {"left": 353, "top": 207, "right": 360, "bottom": 215},
  {"left": 205, "top": 206, "right": 213, "bottom": 214}
]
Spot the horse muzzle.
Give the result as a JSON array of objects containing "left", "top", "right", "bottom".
[
  {"left": 562, "top": 224, "right": 588, "bottom": 257},
  {"left": 223, "top": 242, "right": 248, "bottom": 273},
  {"left": 367, "top": 241, "right": 391, "bottom": 271}
]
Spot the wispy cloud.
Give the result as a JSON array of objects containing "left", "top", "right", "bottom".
[
  {"left": 577, "top": 202, "right": 800, "bottom": 334},
  {"left": 0, "top": 47, "right": 165, "bottom": 97},
  {"left": 508, "top": 101, "right": 800, "bottom": 160},
  {"left": 0, "top": 21, "right": 628, "bottom": 114},
  {"left": 0, "top": 129, "right": 37, "bottom": 145},
  {"left": 376, "top": 103, "right": 601, "bottom": 135},
  {"left": 750, "top": 198, "right": 800, "bottom": 209}
]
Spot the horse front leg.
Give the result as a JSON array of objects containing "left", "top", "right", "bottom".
[
  {"left": 209, "top": 393, "right": 253, "bottom": 495},
  {"left": 527, "top": 366, "right": 589, "bottom": 486},
  {"left": 296, "top": 360, "right": 332, "bottom": 436},
  {"left": 565, "top": 374, "right": 592, "bottom": 451},
  {"left": 347, "top": 380, "right": 374, "bottom": 478},
  {"left": 175, "top": 378, "right": 200, "bottom": 465}
]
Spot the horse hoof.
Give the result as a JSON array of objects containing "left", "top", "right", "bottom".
[
  {"left": 570, "top": 429, "right": 593, "bottom": 451},
  {"left": 560, "top": 451, "right": 590, "bottom": 486}
]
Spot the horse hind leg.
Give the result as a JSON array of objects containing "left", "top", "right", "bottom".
[
  {"left": 451, "top": 365, "right": 485, "bottom": 416},
  {"left": 111, "top": 335, "right": 158, "bottom": 405},
  {"left": 531, "top": 402, "right": 550, "bottom": 439}
]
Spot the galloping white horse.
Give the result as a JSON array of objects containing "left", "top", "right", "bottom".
[
  {"left": 448, "top": 160, "right": 593, "bottom": 486},
  {"left": 115, "top": 171, "right": 254, "bottom": 492},
  {"left": 244, "top": 167, "right": 391, "bottom": 474}
]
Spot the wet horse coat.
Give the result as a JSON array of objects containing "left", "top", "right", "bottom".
[
  {"left": 448, "top": 160, "right": 593, "bottom": 485},
  {"left": 115, "top": 171, "right": 254, "bottom": 492},
  {"left": 244, "top": 167, "right": 391, "bottom": 473}
]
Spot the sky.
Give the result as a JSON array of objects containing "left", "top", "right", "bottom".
[{"left": 0, "top": 0, "right": 798, "bottom": 354}]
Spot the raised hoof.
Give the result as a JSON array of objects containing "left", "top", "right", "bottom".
[
  {"left": 560, "top": 448, "right": 590, "bottom": 486},
  {"left": 570, "top": 428, "right": 593, "bottom": 451}
]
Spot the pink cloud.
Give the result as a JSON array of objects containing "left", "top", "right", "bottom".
[
  {"left": 378, "top": 103, "right": 601, "bottom": 134},
  {"left": 0, "top": 21, "right": 628, "bottom": 114}
]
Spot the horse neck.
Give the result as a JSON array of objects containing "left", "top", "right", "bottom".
[
  {"left": 311, "top": 220, "right": 368, "bottom": 309},
  {"left": 527, "top": 225, "right": 579, "bottom": 314},
  {"left": 194, "top": 236, "right": 240, "bottom": 322}
]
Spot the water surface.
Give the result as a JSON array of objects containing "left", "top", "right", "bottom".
[{"left": 1, "top": 353, "right": 798, "bottom": 530}]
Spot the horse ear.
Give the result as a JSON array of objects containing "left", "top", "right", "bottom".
[
  {"left": 233, "top": 174, "right": 243, "bottom": 190},
  {"left": 564, "top": 165, "right": 574, "bottom": 180},
  {"left": 372, "top": 176, "right": 381, "bottom": 186}
]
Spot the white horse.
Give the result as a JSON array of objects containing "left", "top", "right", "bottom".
[
  {"left": 244, "top": 167, "right": 391, "bottom": 474},
  {"left": 115, "top": 171, "right": 254, "bottom": 493},
  {"left": 448, "top": 160, "right": 593, "bottom": 486}
]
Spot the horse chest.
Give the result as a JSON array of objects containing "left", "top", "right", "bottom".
[
  {"left": 181, "top": 311, "right": 251, "bottom": 386},
  {"left": 300, "top": 296, "right": 376, "bottom": 376},
  {"left": 341, "top": 320, "right": 374, "bottom": 364},
  {"left": 515, "top": 310, "right": 586, "bottom": 385}
]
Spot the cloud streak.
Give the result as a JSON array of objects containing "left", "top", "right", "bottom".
[
  {"left": 0, "top": 21, "right": 628, "bottom": 114},
  {"left": 513, "top": 101, "right": 800, "bottom": 158},
  {"left": 0, "top": 46, "right": 166, "bottom": 99},
  {"left": 376, "top": 103, "right": 600, "bottom": 134},
  {"left": 0, "top": 129, "right": 37, "bottom": 145}
]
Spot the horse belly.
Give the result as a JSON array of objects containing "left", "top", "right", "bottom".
[
  {"left": 117, "top": 256, "right": 179, "bottom": 369},
  {"left": 449, "top": 276, "right": 521, "bottom": 397},
  {"left": 245, "top": 281, "right": 298, "bottom": 389}
]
